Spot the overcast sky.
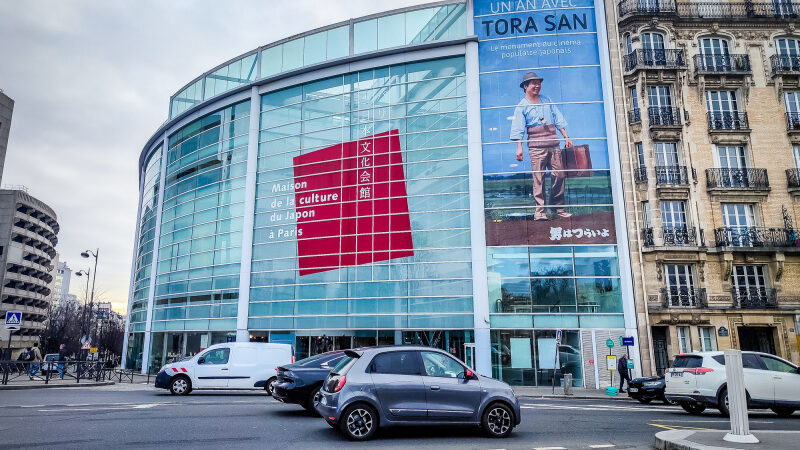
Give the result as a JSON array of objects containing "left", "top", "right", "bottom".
[{"left": 0, "top": 0, "right": 432, "bottom": 313}]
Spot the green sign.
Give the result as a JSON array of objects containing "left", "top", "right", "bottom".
[
  {"left": 606, "top": 339, "right": 614, "bottom": 348},
  {"left": 627, "top": 360, "right": 634, "bottom": 369}
]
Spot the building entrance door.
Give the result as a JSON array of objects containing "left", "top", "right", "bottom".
[
  {"left": 651, "top": 327, "right": 669, "bottom": 376},
  {"left": 737, "top": 327, "right": 776, "bottom": 355}
]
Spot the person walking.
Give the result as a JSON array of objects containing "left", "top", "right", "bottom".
[
  {"left": 28, "top": 342, "right": 42, "bottom": 379},
  {"left": 57, "top": 343, "right": 68, "bottom": 379},
  {"left": 617, "top": 354, "right": 631, "bottom": 393},
  {"left": 510, "top": 71, "right": 574, "bottom": 221}
]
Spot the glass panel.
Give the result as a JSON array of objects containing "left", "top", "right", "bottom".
[
  {"left": 378, "top": 13, "right": 405, "bottom": 49},
  {"left": 260, "top": 45, "right": 283, "bottom": 78},
  {"left": 353, "top": 19, "right": 377, "bottom": 54},
  {"left": 303, "top": 32, "right": 327, "bottom": 66},
  {"left": 327, "top": 25, "right": 350, "bottom": 60},
  {"left": 282, "top": 39, "right": 304, "bottom": 71}
]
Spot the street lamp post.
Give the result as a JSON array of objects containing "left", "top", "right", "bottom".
[
  {"left": 75, "top": 269, "right": 91, "bottom": 347},
  {"left": 80, "top": 249, "right": 99, "bottom": 354}
]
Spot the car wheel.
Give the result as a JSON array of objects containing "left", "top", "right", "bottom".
[
  {"left": 169, "top": 376, "right": 191, "bottom": 395},
  {"left": 717, "top": 388, "right": 730, "bottom": 417},
  {"left": 265, "top": 377, "right": 277, "bottom": 397},
  {"left": 482, "top": 402, "right": 514, "bottom": 438},
  {"left": 680, "top": 402, "right": 706, "bottom": 415},
  {"left": 770, "top": 407, "right": 796, "bottom": 417},
  {"left": 305, "top": 386, "right": 322, "bottom": 414},
  {"left": 637, "top": 398, "right": 652, "bottom": 404},
  {"left": 340, "top": 404, "right": 378, "bottom": 441}
]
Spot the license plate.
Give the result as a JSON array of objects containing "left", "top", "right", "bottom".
[
  {"left": 321, "top": 396, "right": 327, "bottom": 405},
  {"left": 671, "top": 372, "right": 683, "bottom": 377},
  {"left": 628, "top": 388, "right": 638, "bottom": 392}
]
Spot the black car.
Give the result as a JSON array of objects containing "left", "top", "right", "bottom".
[
  {"left": 273, "top": 350, "right": 346, "bottom": 413},
  {"left": 627, "top": 376, "right": 675, "bottom": 404}
]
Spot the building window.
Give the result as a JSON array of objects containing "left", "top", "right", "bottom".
[
  {"left": 793, "top": 144, "right": 800, "bottom": 168},
  {"left": 775, "top": 38, "right": 800, "bottom": 57},
  {"left": 664, "top": 264, "right": 696, "bottom": 307},
  {"left": 699, "top": 327, "right": 717, "bottom": 351},
  {"left": 661, "top": 201, "right": 689, "bottom": 244},
  {"left": 625, "top": 33, "right": 633, "bottom": 55},
  {"left": 641, "top": 32, "right": 665, "bottom": 52},
  {"left": 647, "top": 86, "right": 676, "bottom": 125},
  {"left": 721, "top": 203, "right": 756, "bottom": 228},
  {"left": 715, "top": 145, "right": 748, "bottom": 169},
  {"left": 698, "top": 37, "right": 731, "bottom": 71},
  {"left": 785, "top": 91, "right": 800, "bottom": 129},
  {"left": 653, "top": 142, "right": 679, "bottom": 167},
  {"left": 677, "top": 326, "right": 692, "bottom": 353},
  {"left": 642, "top": 201, "right": 651, "bottom": 228}
]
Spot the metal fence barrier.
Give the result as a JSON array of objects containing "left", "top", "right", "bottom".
[{"left": 0, "top": 360, "right": 144, "bottom": 385}]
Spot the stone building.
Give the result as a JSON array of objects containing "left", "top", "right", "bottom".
[{"left": 612, "top": 0, "right": 800, "bottom": 375}]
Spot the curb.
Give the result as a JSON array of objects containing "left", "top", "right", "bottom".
[
  {"left": 514, "top": 393, "right": 637, "bottom": 401},
  {"left": 654, "top": 430, "right": 700, "bottom": 450},
  {"left": 0, "top": 381, "right": 116, "bottom": 390}
]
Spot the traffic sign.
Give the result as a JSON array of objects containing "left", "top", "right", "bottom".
[
  {"left": 81, "top": 342, "right": 91, "bottom": 350},
  {"left": 606, "top": 338, "right": 614, "bottom": 348},
  {"left": 89, "top": 347, "right": 98, "bottom": 353},
  {"left": 606, "top": 355, "right": 617, "bottom": 370},
  {"left": 555, "top": 330, "right": 562, "bottom": 344},
  {"left": 621, "top": 336, "right": 634, "bottom": 346},
  {"left": 627, "top": 359, "right": 634, "bottom": 369},
  {"left": 4, "top": 311, "right": 21, "bottom": 330}
]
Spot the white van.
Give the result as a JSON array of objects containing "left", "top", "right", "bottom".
[{"left": 154, "top": 342, "right": 293, "bottom": 395}]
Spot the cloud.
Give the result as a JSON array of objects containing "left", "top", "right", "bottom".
[{"left": 0, "top": 0, "right": 432, "bottom": 313}]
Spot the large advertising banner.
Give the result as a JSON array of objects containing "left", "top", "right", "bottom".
[
  {"left": 475, "top": 0, "right": 617, "bottom": 246},
  {"left": 292, "top": 130, "right": 414, "bottom": 276}
]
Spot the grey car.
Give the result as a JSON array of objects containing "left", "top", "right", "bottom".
[{"left": 315, "top": 346, "right": 521, "bottom": 441}]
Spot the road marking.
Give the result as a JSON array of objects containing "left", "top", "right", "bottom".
[
  {"left": 521, "top": 405, "right": 677, "bottom": 413},
  {"left": 534, "top": 447, "right": 566, "bottom": 450},
  {"left": 649, "top": 423, "right": 718, "bottom": 431},
  {"left": 588, "top": 445, "right": 615, "bottom": 448},
  {"left": 651, "top": 419, "right": 773, "bottom": 424}
]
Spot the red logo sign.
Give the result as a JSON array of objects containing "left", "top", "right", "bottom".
[{"left": 293, "top": 130, "right": 413, "bottom": 276}]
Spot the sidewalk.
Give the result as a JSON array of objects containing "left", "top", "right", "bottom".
[
  {"left": 655, "top": 429, "right": 800, "bottom": 450},
  {"left": 512, "top": 386, "right": 637, "bottom": 400}
]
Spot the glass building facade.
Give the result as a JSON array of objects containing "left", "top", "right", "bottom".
[{"left": 125, "top": 1, "right": 638, "bottom": 386}]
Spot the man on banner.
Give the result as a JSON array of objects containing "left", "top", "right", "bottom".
[{"left": 510, "top": 71, "right": 573, "bottom": 221}]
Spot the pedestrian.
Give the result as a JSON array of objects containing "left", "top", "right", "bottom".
[
  {"left": 57, "top": 343, "right": 68, "bottom": 379},
  {"left": 617, "top": 354, "right": 631, "bottom": 392},
  {"left": 510, "top": 71, "right": 574, "bottom": 221},
  {"left": 28, "top": 342, "right": 42, "bottom": 379}
]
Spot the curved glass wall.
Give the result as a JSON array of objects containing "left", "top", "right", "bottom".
[
  {"left": 169, "top": 2, "right": 467, "bottom": 119},
  {"left": 251, "top": 56, "right": 473, "bottom": 356},
  {"left": 126, "top": 146, "right": 161, "bottom": 371},
  {"left": 149, "top": 101, "right": 251, "bottom": 366}
]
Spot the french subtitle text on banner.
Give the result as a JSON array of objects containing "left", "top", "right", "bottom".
[{"left": 292, "top": 129, "right": 413, "bottom": 276}]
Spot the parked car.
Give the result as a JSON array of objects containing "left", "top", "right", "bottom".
[
  {"left": 41, "top": 353, "right": 59, "bottom": 375},
  {"left": 154, "top": 342, "right": 293, "bottom": 395},
  {"left": 627, "top": 376, "right": 674, "bottom": 404},
  {"left": 665, "top": 351, "right": 800, "bottom": 417},
  {"left": 273, "top": 350, "right": 346, "bottom": 413},
  {"left": 316, "top": 346, "right": 521, "bottom": 441}
]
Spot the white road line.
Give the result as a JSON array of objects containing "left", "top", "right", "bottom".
[
  {"left": 534, "top": 447, "right": 567, "bottom": 450},
  {"left": 589, "top": 445, "right": 615, "bottom": 448},
  {"left": 520, "top": 405, "right": 678, "bottom": 413}
]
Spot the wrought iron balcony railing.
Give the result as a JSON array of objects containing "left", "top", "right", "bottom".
[
  {"left": 661, "top": 287, "right": 707, "bottom": 308},
  {"left": 655, "top": 165, "right": 689, "bottom": 185},
  {"left": 770, "top": 55, "right": 800, "bottom": 75},
  {"left": 619, "top": 0, "right": 800, "bottom": 19},
  {"left": 714, "top": 227, "right": 797, "bottom": 247},
  {"left": 732, "top": 287, "right": 778, "bottom": 309},
  {"left": 641, "top": 226, "right": 701, "bottom": 247},
  {"left": 623, "top": 49, "right": 686, "bottom": 72},
  {"left": 648, "top": 106, "right": 682, "bottom": 126},
  {"left": 787, "top": 112, "right": 800, "bottom": 131},
  {"left": 628, "top": 108, "right": 641, "bottom": 124},
  {"left": 707, "top": 111, "right": 749, "bottom": 130},
  {"left": 787, "top": 168, "right": 800, "bottom": 188},
  {"left": 693, "top": 54, "right": 751, "bottom": 74},
  {"left": 705, "top": 168, "right": 769, "bottom": 190},
  {"left": 634, "top": 165, "right": 647, "bottom": 183}
]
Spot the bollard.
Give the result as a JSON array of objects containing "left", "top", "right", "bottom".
[
  {"left": 563, "top": 373, "right": 573, "bottom": 395},
  {"left": 723, "top": 349, "right": 759, "bottom": 444}
]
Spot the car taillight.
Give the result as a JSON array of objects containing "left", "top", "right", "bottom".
[
  {"left": 333, "top": 376, "right": 346, "bottom": 392},
  {"left": 291, "top": 355, "right": 295, "bottom": 364},
  {"left": 684, "top": 367, "right": 714, "bottom": 375}
]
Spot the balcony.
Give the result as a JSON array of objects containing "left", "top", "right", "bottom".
[
  {"left": 787, "top": 112, "right": 800, "bottom": 131},
  {"left": 714, "top": 227, "right": 797, "bottom": 247},
  {"left": 618, "top": 0, "right": 800, "bottom": 20},
  {"left": 655, "top": 165, "right": 689, "bottom": 185},
  {"left": 628, "top": 108, "right": 641, "bottom": 124},
  {"left": 648, "top": 106, "right": 682, "bottom": 127},
  {"left": 705, "top": 168, "right": 769, "bottom": 190},
  {"left": 731, "top": 287, "right": 778, "bottom": 309},
  {"left": 623, "top": 49, "right": 686, "bottom": 72},
  {"left": 693, "top": 54, "right": 751, "bottom": 75},
  {"left": 707, "top": 111, "right": 749, "bottom": 131},
  {"left": 770, "top": 55, "right": 800, "bottom": 76},
  {"left": 634, "top": 165, "right": 647, "bottom": 183},
  {"left": 661, "top": 287, "right": 707, "bottom": 308},
  {"left": 641, "top": 226, "right": 702, "bottom": 247}
]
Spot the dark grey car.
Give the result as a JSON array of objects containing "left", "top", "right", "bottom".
[{"left": 315, "top": 346, "right": 521, "bottom": 441}]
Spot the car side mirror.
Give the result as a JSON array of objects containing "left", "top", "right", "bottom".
[
  {"left": 464, "top": 368, "right": 477, "bottom": 380},
  {"left": 197, "top": 357, "right": 205, "bottom": 365}
]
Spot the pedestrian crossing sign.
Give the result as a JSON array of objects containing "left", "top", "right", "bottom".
[{"left": 5, "top": 311, "right": 21, "bottom": 330}]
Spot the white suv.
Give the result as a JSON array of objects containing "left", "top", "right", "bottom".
[{"left": 664, "top": 351, "right": 800, "bottom": 417}]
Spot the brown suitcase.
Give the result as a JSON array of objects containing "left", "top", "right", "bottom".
[{"left": 564, "top": 144, "right": 592, "bottom": 177}]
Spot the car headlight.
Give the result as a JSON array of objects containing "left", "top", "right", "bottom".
[{"left": 643, "top": 381, "right": 661, "bottom": 387}]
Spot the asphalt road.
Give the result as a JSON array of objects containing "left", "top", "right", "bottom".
[{"left": 0, "top": 383, "right": 797, "bottom": 449}]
